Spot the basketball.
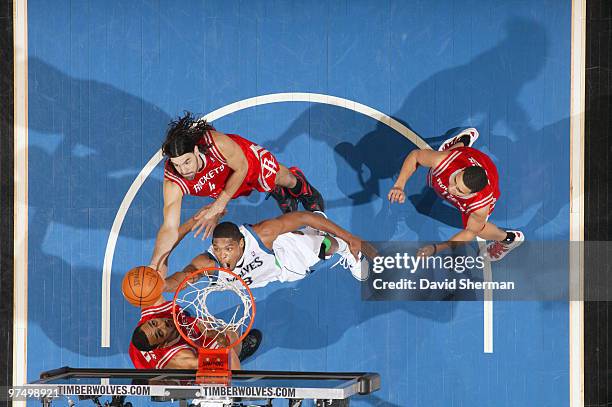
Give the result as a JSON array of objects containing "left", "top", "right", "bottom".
[{"left": 122, "top": 266, "right": 164, "bottom": 307}]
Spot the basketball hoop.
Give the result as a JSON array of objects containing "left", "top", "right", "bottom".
[{"left": 172, "top": 267, "right": 255, "bottom": 385}]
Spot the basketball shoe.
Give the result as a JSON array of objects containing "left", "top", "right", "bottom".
[
  {"left": 287, "top": 167, "right": 325, "bottom": 212},
  {"left": 238, "top": 329, "right": 262, "bottom": 362},
  {"left": 332, "top": 238, "right": 369, "bottom": 281},
  {"left": 481, "top": 230, "right": 525, "bottom": 262},
  {"left": 438, "top": 127, "right": 480, "bottom": 151},
  {"left": 267, "top": 185, "right": 298, "bottom": 213}
]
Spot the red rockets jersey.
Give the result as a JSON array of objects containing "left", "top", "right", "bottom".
[
  {"left": 163, "top": 130, "right": 279, "bottom": 199},
  {"left": 129, "top": 301, "right": 223, "bottom": 369},
  {"left": 128, "top": 301, "right": 195, "bottom": 369},
  {"left": 427, "top": 147, "right": 500, "bottom": 226}
]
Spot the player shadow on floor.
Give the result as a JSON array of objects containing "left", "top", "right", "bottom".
[
  {"left": 265, "top": 103, "right": 421, "bottom": 242},
  {"left": 485, "top": 115, "right": 571, "bottom": 240},
  {"left": 25, "top": 56, "right": 173, "bottom": 363},
  {"left": 265, "top": 16, "right": 550, "bottom": 243},
  {"left": 28, "top": 56, "right": 170, "bottom": 239},
  {"left": 223, "top": 270, "right": 463, "bottom": 355},
  {"left": 25, "top": 206, "right": 124, "bottom": 358},
  {"left": 407, "top": 187, "right": 463, "bottom": 229}
]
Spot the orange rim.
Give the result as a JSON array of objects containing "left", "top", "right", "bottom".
[{"left": 172, "top": 266, "right": 255, "bottom": 351}]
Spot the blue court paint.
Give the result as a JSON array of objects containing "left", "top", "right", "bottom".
[{"left": 27, "top": 0, "right": 571, "bottom": 406}]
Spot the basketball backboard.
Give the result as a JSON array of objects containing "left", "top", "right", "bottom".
[{"left": 26, "top": 366, "right": 380, "bottom": 407}]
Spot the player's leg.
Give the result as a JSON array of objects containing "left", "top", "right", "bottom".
[
  {"left": 254, "top": 145, "right": 324, "bottom": 212},
  {"left": 320, "top": 234, "right": 339, "bottom": 257},
  {"left": 267, "top": 165, "right": 299, "bottom": 213},
  {"left": 273, "top": 164, "right": 325, "bottom": 212},
  {"left": 477, "top": 222, "right": 507, "bottom": 241},
  {"left": 238, "top": 329, "right": 262, "bottom": 362},
  {"left": 303, "top": 211, "right": 368, "bottom": 281},
  {"left": 323, "top": 234, "right": 369, "bottom": 281},
  {"left": 438, "top": 128, "right": 480, "bottom": 151},
  {"left": 478, "top": 222, "right": 525, "bottom": 262},
  {"left": 271, "top": 212, "right": 367, "bottom": 282},
  {"left": 273, "top": 164, "right": 298, "bottom": 188},
  {"left": 224, "top": 329, "right": 262, "bottom": 366}
]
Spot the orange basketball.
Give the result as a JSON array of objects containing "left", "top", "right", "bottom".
[{"left": 122, "top": 266, "right": 164, "bottom": 307}]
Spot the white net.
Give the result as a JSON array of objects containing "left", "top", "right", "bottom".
[{"left": 174, "top": 271, "right": 253, "bottom": 349}]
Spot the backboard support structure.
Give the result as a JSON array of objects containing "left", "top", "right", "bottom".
[{"left": 29, "top": 366, "right": 381, "bottom": 407}]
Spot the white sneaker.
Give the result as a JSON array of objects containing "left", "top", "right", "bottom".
[
  {"left": 438, "top": 127, "right": 480, "bottom": 151},
  {"left": 331, "top": 239, "right": 370, "bottom": 281},
  {"left": 481, "top": 230, "right": 525, "bottom": 262}
]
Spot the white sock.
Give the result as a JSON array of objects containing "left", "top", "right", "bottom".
[{"left": 335, "top": 237, "right": 349, "bottom": 254}]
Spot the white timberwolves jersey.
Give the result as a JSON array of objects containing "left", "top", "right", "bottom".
[{"left": 208, "top": 225, "right": 281, "bottom": 288}]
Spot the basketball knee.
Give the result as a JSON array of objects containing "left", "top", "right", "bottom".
[{"left": 274, "top": 164, "right": 295, "bottom": 187}]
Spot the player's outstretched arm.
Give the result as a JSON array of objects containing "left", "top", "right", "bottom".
[
  {"left": 149, "top": 181, "right": 184, "bottom": 278},
  {"left": 163, "top": 349, "right": 199, "bottom": 369},
  {"left": 255, "top": 212, "right": 364, "bottom": 260},
  {"left": 388, "top": 149, "right": 449, "bottom": 204},
  {"left": 416, "top": 207, "right": 488, "bottom": 256},
  {"left": 192, "top": 132, "right": 248, "bottom": 239},
  {"left": 163, "top": 253, "right": 216, "bottom": 292}
]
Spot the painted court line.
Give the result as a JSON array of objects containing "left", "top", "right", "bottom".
[
  {"left": 569, "top": 0, "right": 586, "bottom": 405},
  {"left": 478, "top": 237, "right": 493, "bottom": 353},
  {"left": 14, "top": 0, "right": 29, "bottom": 401}
]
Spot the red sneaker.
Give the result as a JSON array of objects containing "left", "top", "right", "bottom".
[
  {"left": 288, "top": 167, "right": 325, "bottom": 212},
  {"left": 438, "top": 127, "right": 480, "bottom": 151},
  {"left": 266, "top": 185, "right": 298, "bottom": 213},
  {"left": 482, "top": 230, "right": 525, "bottom": 262}
]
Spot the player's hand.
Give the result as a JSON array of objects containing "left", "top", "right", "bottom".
[
  {"left": 195, "top": 200, "right": 227, "bottom": 221},
  {"left": 146, "top": 264, "right": 166, "bottom": 279},
  {"left": 416, "top": 244, "right": 436, "bottom": 258},
  {"left": 387, "top": 186, "right": 406, "bottom": 204},
  {"left": 192, "top": 214, "right": 222, "bottom": 239},
  {"left": 192, "top": 202, "right": 227, "bottom": 239}
]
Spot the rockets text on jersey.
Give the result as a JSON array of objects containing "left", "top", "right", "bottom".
[{"left": 164, "top": 131, "right": 280, "bottom": 199}]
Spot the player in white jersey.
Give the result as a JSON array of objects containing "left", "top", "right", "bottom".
[{"left": 178, "top": 211, "right": 371, "bottom": 286}]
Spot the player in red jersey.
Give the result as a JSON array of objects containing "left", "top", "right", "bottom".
[
  {"left": 128, "top": 300, "right": 239, "bottom": 369},
  {"left": 129, "top": 256, "right": 262, "bottom": 369},
  {"left": 149, "top": 112, "right": 324, "bottom": 272},
  {"left": 388, "top": 128, "right": 524, "bottom": 261}
]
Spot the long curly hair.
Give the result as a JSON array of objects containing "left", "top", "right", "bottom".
[{"left": 161, "top": 112, "right": 215, "bottom": 157}]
